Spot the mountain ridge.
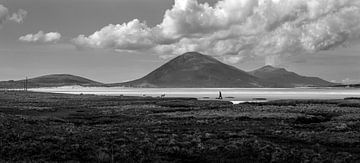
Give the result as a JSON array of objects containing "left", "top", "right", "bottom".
[
  {"left": 249, "top": 65, "right": 336, "bottom": 87},
  {"left": 0, "top": 74, "right": 103, "bottom": 89}
]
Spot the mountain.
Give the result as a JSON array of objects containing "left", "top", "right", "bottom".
[
  {"left": 249, "top": 65, "right": 335, "bottom": 87},
  {"left": 111, "top": 52, "right": 272, "bottom": 88},
  {"left": 0, "top": 54, "right": 335, "bottom": 89},
  {"left": 0, "top": 74, "right": 103, "bottom": 89}
]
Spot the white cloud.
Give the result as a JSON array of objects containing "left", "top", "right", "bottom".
[
  {"left": 73, "top": 0, "right": 360, "bottom": 64},
  {"left": 0, "top": 4, "right": 27, "bottom": 25},
  {"left": 19, "top": 31, "right": 62, "bottom": 43},
  {"left": 73, "top": 19, "right": 156, "bottom": 50},
  {"left": 342, "top": 78, "right": 360, "bottom": 84}
]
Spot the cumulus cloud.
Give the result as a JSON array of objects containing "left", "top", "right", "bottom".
[
  {"left": 0, "top": 4, "right": 27, "bottom": 25},
  {"left": 19, "top": 31, "right": 62, "bottom": 43},
  {"left": 73, "top": 0, "right": 360, "bottom": 65},
  {"left": 74, "top": 19, "right": 156, "bottom": 50}
]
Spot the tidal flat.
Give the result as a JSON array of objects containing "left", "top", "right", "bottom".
[{"left": 1, "top": 91, "right": 360, "bottom": 162}]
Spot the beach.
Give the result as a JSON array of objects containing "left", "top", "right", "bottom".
[{"left": 30, "top": 86, "right": 360, "bottom": 100}]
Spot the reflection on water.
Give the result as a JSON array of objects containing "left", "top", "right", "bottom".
[{"left": 30, "top": 86, "right": 360, "bottom": 102}]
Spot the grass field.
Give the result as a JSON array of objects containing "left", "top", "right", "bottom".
[{"left": 1, "top": 91, "right": 360, "bottom": 162}]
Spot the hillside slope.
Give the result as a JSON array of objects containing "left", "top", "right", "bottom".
[
  {"left": 249, "top": 65, "right": 335, "bottom": 87},
  {"left": 0, "top": 74, "right": 103, "bottom": 88}
]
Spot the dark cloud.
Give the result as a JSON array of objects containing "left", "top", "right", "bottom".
[{"left": 0, "top": 4, "right": 27, "bottom": 25}]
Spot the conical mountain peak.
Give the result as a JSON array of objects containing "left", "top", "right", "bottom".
[
  {"left": 116, "top": 52, "right": 270, "bottom": 88},
  {"left": 181, "top": 51, "right": 205, "bottom": 57},
  {"left": 171, "top": 52, "right": 220, "bottom": 65},
  {"left": 112, "top": 52, "right": 334, "bottom": 88}
]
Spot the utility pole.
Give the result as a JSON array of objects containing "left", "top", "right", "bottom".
[
  {"left": 24, "top": 77, "right": 28, "bottom": 92},
  {"left": 24, "top": 78, "right": 26, "bottom": 91}
]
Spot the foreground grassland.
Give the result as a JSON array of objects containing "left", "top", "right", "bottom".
[{"left": 1, "top": 91, "right": 360, "bottom": 162}]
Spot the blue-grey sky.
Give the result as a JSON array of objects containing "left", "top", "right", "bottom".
[{"left": 0, "top": 0, "right": 359, "bottom": 83}]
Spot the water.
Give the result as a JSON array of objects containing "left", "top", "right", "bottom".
[{"left": 30, "top": 86, "right": 360, "bottom": 103}]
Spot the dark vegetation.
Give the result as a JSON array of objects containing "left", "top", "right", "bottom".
[
  {"left": 1, "top": 91, "right": 360, "bottom": 162},
  {"left": 333, "top": 84, "right": 360, "bottom": 88},
  {"left": 248, "top": 98, "right": 360, "bottom": 108}
]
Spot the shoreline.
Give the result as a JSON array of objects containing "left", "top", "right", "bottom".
[{"left": 24, "top": 86, "right": 360, "bottom": 102}]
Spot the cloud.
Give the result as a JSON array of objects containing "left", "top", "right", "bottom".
[
  {"left": 342, "top": 78, "right": 360, "bottom": 84},
  {"left": 73, "top": 19, "right": 156, "bottom": 50},
  {"left": 73, "top": 0, "right": 360, "bottom": 65},
  {"left": 0, "top": 4, "right": 10, "bottom": 25},
  {"left": 8, "top": 9, "right": 27, "bottom": 23},
  {"left": 19, "top": 31, "right": 62, "bottom": 43},
  {"left": 0, "top": 4, "right": 27, "bottom": 25}
]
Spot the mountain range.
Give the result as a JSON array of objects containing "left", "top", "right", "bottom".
[
  {"left": 0, "top": 52, "right": 336, "bottom": 88},
  {"left": 112, "top": 52, "right": 335, "bottom": 88}
]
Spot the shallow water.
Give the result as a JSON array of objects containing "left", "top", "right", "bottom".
[{"left": 30, "top": 86, "right": 360, "bottom": 102}]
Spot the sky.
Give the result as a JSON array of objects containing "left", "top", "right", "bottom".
[{"left": 0, "top": 0, "right": 359, "bottom": 84}]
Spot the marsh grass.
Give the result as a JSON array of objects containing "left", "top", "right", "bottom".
[{"left": 1, "top": 91, "right": 360, "bottom": 162}]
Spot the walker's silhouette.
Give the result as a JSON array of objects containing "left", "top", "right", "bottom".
[{"left": 216, "top": 91, "right": 223, "bottom": 99}]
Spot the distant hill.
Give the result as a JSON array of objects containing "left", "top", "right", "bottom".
[
  {"left": 249, "top": 65, "right": 336, "bottom": 87},
  {"left": 0, "top": 74, "right": 103, "bottom": 89},
  {"left": 110, "top": 52, "right": 272, "bottom": 88},
  {"left": 0, "top": 54, "right": 336, "bottom": 89}
]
